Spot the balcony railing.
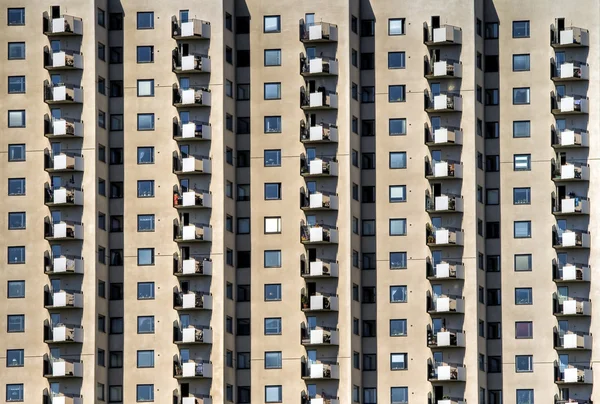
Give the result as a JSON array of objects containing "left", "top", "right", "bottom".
[
  {"left": 554, "top": 361, "right": 593, "bottom": 384},
  {"left": 427, "top": 361, "right": 466, "bottom": 381},
  {"left": 301, "top": 155, "right": 338, "bottom": 177},
  {"left": 173, "top": 153, "right": 211, "bottom": 175},
  {"left": 44, "top": 81, "right": 83, "bottom": 104},
  {"left": 300, "top": 120, "right": 338, "bottom": 143},
  {"left": 555, "top": 396, "right": 592, "bottom": 404},
  {"left": 423, "top": 23, "right": 462, "bottom": 46},
  {"left": 552, "top": 193, "right": 589, "bottom": 215},
  {"left": 554, "top": 328, "right": 592, "bottom": 350},
  {"left": 426, "top": 224, "right": 464, "bottom": 246},
  {"left": 44, "top": 219, "right": 84, "bottom": 241},
  {"left": 43, "top": 14, "right": 83, "bottom": 36},
  {"left": 173, "top": 85, "right": 211, "bottom": 107},
  {"left": 426, "top": 258, "right": 464, "bottom": 280},
  {"left": 425, "top": 157, "right": 463, "bottom": 179},
  {"left": 44, "top": 289, "right": 83, "bottom": 309},
  {"left": 172, "top": 16, "right": 210, "bottom": 39},
  {"left": 425, "top": 91, "right": 462, "bottom": 112},
  {"left": 424, "top": 123, "right": 462, "bottom": 145},
  {"left": 43, "top": 357, "right": 83, "bottom": 378},
  {"left": 551, "top": 92, "right": 589, "bottom": 114},
  {"left": 173, "top": 188, "right": 211, "bottom": 209},
  {"left": 428, "top": 394, "right": 466, "bottom": 404},
  {"left": 301, "top": 292, "right": 339, "bottom": 312},
  {"left": 173, "top": 254, "right": 212, "bottom": 276},
  {"left": 426, "top": 292, "right": 465, "bottom": 314},
  {"left": 425, "top": 191, "right": 463, "bottom": 213},
  {"left": 299, "top": 20, "right": 338, "bottom": 42},
  {"left": 424, "top": 56, "right": 462, "bottom": 79},
  {"left": 44, "top": 322, "right": 83, "bottom": 344},
  {"left": 427, "top": 326, "right": 465, "bottom": 348},
  {"left": 551, "top": 160, "right": 589, "bottom": 181},
  {"left": 173, "top": 118, "right": 211, "bottom": 142},
  {"left": 301, "top": 188, "right": 338, "bottom": 210},
  {"left": 301, "top": 86, "right": 338, "bottom": 110},
  {"left": 300, "top": 256, "right": 338, "bottom": 278},
  {"left": 174, "top": 358, "right": 212, "bottom": 378},
  {"left": 173, "top": 290, "right": 213, "bottom": 310},
  {"left": 173, "top": 322, "right": 212, "bottom": 344},
  {"left": 552, "top": 227, "right": 590, "bottom": 249},
  {"left": 301, "top": 360, "right": 340, "bottom": 379},
  {"left": 44, "top": 47, "right": 83, "bottom": 70},
  {"left": 551, "top": 25, "right": 589, "bottom": 48},
  {"left": 551, "top": 58, "right": 589, "bottom": 81},
  {"left": 45, "top": 392, "right": 83, "bottom": 404},
  {"left": 300, "top": 53, "right": 338, "bottom": 76},
  {"left": 300, "top": 221, "right": 338, "bottom": 244},
  {"left": 300, "top": 322, "right": 339, "bottom": 346},
  {"left": 301, "top": 392, "right": 340, "bottom": 404},
  {"left": 172, "top": 51, "right": 211, "bottom": 73},
  {"left": 44, "top": 253, "right": 83, "bottom": 275},
  {"left": 45, "top": 184, "right": 83, "bottom": 206},
  {"left": 44, "top": 116, "right": 83, "bottom": 138},
  {"left": 553, "top": 294, "right": 591, "bottom": 316},
  {"left": 44, "top": 151, "right": 84, "bottom": 172},
  {"left": 552, "top": 260, "right": 590, "bottom": 282},
  {"left": 173, "top": 222, "right": 212, "bottom": 243},
  {"left": 551, "top": 126, "right": 588, "bottom": 148},
  {"left": 173, "top": 392, "right": 212, "bottom": 404}
]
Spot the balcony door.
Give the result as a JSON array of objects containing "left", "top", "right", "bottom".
[
  {"left": 306, "top": 316, "right": 316, "bottom": 331},
  {"left": 51, "top": 245, "right": 62, "bottom": 259},
  {"left": 432, "top": 318, "right": 444, "bottom": 334},
  {"left": 307, "top": 349, "right": 317, "bottom": 365},
  {"left": 180, "top": 314, "right": 190, "bottom": 328},
  {"left": 50, "top": 313, "right": 61, "bottom": 326},
  {"left": 558, "top": 320, "right": 568, "bottom": 346},
  {"left": 559, "top": 354, "right": 569, "bottom": 375},
  {"left": 431, "top": 116, "right": 441, "bottom": 131},
  {"left": 51, "top": 210, "right": 61, "bottom": 224},
  {"left": 50, "top": 383, "right": 60, "bottom": 394},
  {"left": 557, "top": 286, "right": 569, "bottom": 305},
  {"left": 307, "top": 384, "right": 317, "bottom": 398}
]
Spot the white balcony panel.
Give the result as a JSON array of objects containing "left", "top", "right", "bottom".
[{"left": 53, "top": 257, "right": 83, "bottom": 274}]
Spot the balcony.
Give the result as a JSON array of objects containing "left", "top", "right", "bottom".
[
  {"left": 300, "top": 21, "right": 338, "bottom": 43},
  {"left": 424, "top": 57, "right": 462, "bottom": 79},
  {"left": 43, "top": 14, "right": 83, "bottom": 36},
  {"left": 300, "top": 323, "right": 339, "bottom": 346},
  {"left": 551, "top": 160, "right": 589, "bottom": 182},
  {"left": 301, "top": 189, "right": 338, "bottom": 211},
  {"left": 551, "top": 25, "right": 589, "bottom": 48},
  {"left": 423, "top": 23, "right": 462, "bottom": 46},
  {"left": 552, "top": 194, "right": 589, "bottom": 215},
  {"left": 428, "top": 395, "right": 465, "bottom": 404},
  {"left": 172, "top": 51, "right": 211, "bottom": 74},
  {"left": 44, "top": 220, "right": 84, "bottom": 241},
  {"left": 174, "top": 358, "right": 212, "bottom": 379},
  {"left": 301, "top": 292, "right": 339, "bottom": 312},
  {"left": 172, "top": 17, "right": 211, "bottom": 39},
  {"left": 173, "top": 188, "right": 211, "bottom": 209},
  {"left": 554, "top": 363, "right": 593, "bottom": 384},
  {"left": 553, "top": 261, "right": 590, "bottom": 282},
  {"left": 426, "top": 191, "right": 463, "bottom": 213},
  {"left": 44, "top": 289, "right": 83, "bottom": 309},
  {"left": 300, "top": 256, "right": 338, "bottom": 278},
  {"left": 44, "top": 254, "right": 83, "bottom": 276},
  {"left": 300, "top": 121, "right": 338, "bottom": 143},
  {"left": 301, "top": 156, "right": 338, "bottom": 177},
  {"left": 551, "top": 126, "right": 588, "bottom": 149},
  {"left": 301, "top": 361, "right": 340, "bottom": 380},
  {"left": 44, "top": 82, "right": 83, "bottom": 104},
  {"left": 173, "top": 85, "right": 211, "bottom": 107},
  {"left": 44, "top": 322, "right": 83, "bottom": 344},
  {"left": 426, "top": 292, "right": 465, "bottom": 314},
  {"left": 555, "top": 397, "right": 591, "bottom": 404},
  {"left": 427, "top": 361, "right": 466, "bottom": 382},
  {"left": 173, "top": 255, "right": 212, "bottom": 277},
  {"left": 552, "top": 227, "right": 590, "bottom": 249},
  {"left": 426, "top": 259, "right": 464, "bottom": 280},
  {"left": 45, "top": 184, "right": 83, "bottom": 206},
  {"left": 44, "top": 116, "right": 83, "bottom": 138},
  {"left": 554, "top": 328, "right": 592, "bottom": 350},
  {"left": 551, "top": 59, "right": 589, "bottom": 81},
  {"left": 45, "top": 392, "right": 83, "bottom": 404},
  {"left": 301, "top": 393, "right": 339, "bottom": 404},
  {"left": 173, "top": 153, "right": 211, "bottom": 175},
  {"left": 427, "top": 326, "right": 465, "bottom": 348},
  {"left": 300, "top": 222, "right": 338, "bottom": 244},
  {"left": 301, "top": 87, "right": 338, "bottom": 110},
  {"left": 173, "top": 118, "right": 211, "bottom": 142},
  {"left": 173, "top": 222, "right": 212, "bottom": 243},
  {"left": 44, "top": 48, "right": 83, "bottom": 70},
  {"left": 173, "top": 392, "right": 212, "bottom": 404},
  {"left": 424, "top": 124, "right": 462, "bottom": 146},
  {"left": 553, "top": 294, "right": 591, "bottom": 316},
  {"left": 43, "top": 357, "right": 83, "bottom": 379},
  {"left": 300, "top": 54, "right": 338, "bottom": 76},
  {"left": 425, "top": 91, "right": 462, "bottom": 112},
  {"left": 173, "top": 323, "right": 212, "bottom": 345},
  {"left": 426, "top": 225, "right": 464, "bottom": 246},
  {"left": 551, "top": 92, "right": 589, "bottom": 115},
  {"left": 425, "top": 158, "right": 463, "bottom": 180},
  {"left": 44, "top": 152, "right": 84, "bottom": 172},
  {"left": 173, "top": 290, "right": 213, "bottom": 311}
]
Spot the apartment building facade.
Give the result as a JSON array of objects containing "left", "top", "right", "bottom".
[{"left": 0, "top": 0, "right": 598, "bottom": 404}]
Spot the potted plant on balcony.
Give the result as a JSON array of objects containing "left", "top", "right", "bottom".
[{"left": 301, "top": 294, "right": 309, "bottom": 309}]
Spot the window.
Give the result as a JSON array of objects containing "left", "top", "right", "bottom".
[
  {"left": 389, "top": 185, "right": 406, "bottom": 203},
  {"left": 264, "top": 250, "right": 281, "bottom": 268},
  {"left": 6, "top": 144, "right": 24, "bottom": 163},
  {"left": 514, "top": 154, "right": 531, "bottom": 171},
  {"left": 98, "top": 280, "right": 106, "bottom": 298},
  {"left": 137, "top": 147, "right": 154, "bottom": 164},
  {"left": 485, "top": 22, "right": 499, "bottom": 38},
  {"left": 487, "top": 255, "right": 500, "bottom": 272},
  {"left": 96, "top": 7, "right": 105, "bottom": 26},
  {"left": 236, "top": 15, "right": 250, "bottom": 34},
  {"left": 389, "top": 152, "right": 407, "bottom": 168},
  {"left": 265, "top": 386, "right": 282, "bottom": 403},
  {"left": 515, "top": 288, "right": 532, "bottom": 305},
  {"left": 361, "top": 19, "right": 374, "bottom": 36},
  {"left": 514, "top": 221, "right": 531, "bottom": 238},
  {"left": 8, "top": 76, "right": 25, "bottom": 93},
  {"left": 137, "top": 12, "right": 154, "bottom": 29},
  {"left": 389, "top": 118, "right": 406, "bottom": 136},
  {"left": 513, "top": 188, "right": 531, "bottom": 204},
  {"left": 137, "top": 316, "right": 155, "bottom": 334},
  {"left": 391, "top": 387, "right": 408, "bottom": 404},
  {"left": 264, "top": 16, "right": 280, "bottom": 33},
  {"left": 136, "top": 46, "right": 154, "bottom": 63},
  {"left": 137, "top": 180, "right": 154, "bottom": 197},
  {"left": 110, "top": 284, "right": 123, "bottom": 300},
  {"left": 389, "top": 319, "right": 408, "bottom": 336},
  {"left": 513, "top": 54, "right": 530, "bottom": 71},
  {"left": 6, "top": 384, "right": 23, "bottom": 402},
  {"left": 137, "top": 248, "right": 154, "bottom": 266},
  {"left": 513, "top": 87, "right": 530, "bottom": 104},
  {"left": 362, "top": 186, "right": 375, "bottom": 203},
  {"left": 388, "top": 252, "right": 407, "bottom": 270},
  {"left": 110, "top": 47, "right": 123, "bottom": 63},
  {"left": 485, "top": 55, "right": 499, "bottom": 72},
  {"left": 513, "top": 21, "right": 530, "bottom": 38},
  {"left": 98, "top": 42, "right": 106, "bottom": 61},
  {"left": 364, "top": 388, "right": 377, "bottom": 404},
  {"left": 390, "top": 219, "right": 407, "bottom": 236},
  {"left": 6, "top": 349, "right": 24, "bottom": 367},
  {"left": 109, "top": 386, "right": 122, "bottom": 403},
  {"left": 97, "top": 77, "right": 106, "bottom": 95},
  {"left": 137, "top": 283, "right": 155, "bottom": 300},
  {"left": 8, "top": 110, "right": 25, "bottom": 128},
  {"left": 515, "top": 355, "right": 533, "bottom": 372},
  {"left": 488, "top": 356, "right": 501, "bottom": 373},
  {"left": 7, "top": 315, "right": 24, "bottom": 332},
  {"left": 264, "top": 116, "right": 281, "bottom": 133},
  {"left": 390, "top": 286, "right": 407, "bottom": 302},
  {"left": 98, "top": 110, "right": 106, "bottom": 128},
  {"left": 388, "top": 18, "right": 405, "bottom": 35},
  {"left": 264, "top": 284, "right": 281, "bottom": 301},
  {"left": 137, "top": 113, "right": 154, "bottom": 130},
  {"left": 487, "top": 289, "right": 501, "bottom": 306},
  {"left": 361, "top": 86, "right": 375, "bottom": 103},
  {"left": 7, "top": 8, "right": 25, "bottom": 25},
  {"left": 388, "top": 52, "right": 406, "bottom": 69},
  {"left": 264, "top": 83, "right": 281, "bottom": 100},
  {"left": 361, "top": 52, "right": 374, "bottom": 70},
  {"left": 485, "top": 89, "right": 499, "bottom": 105},
  {"left": 486, "top": 122, "right": 499, "bottom": 138},
  {"left": 225, "top": 79, "right": 233, "bottom": 97},
  {"left": 391, "top": 353, "right": 408, "bottom": 370},
  {"left": 109, "top": 12, "right": 123, "bottom": 30},
  {"left": 7, "top": 281, "right": 25, "bottom": 298},
  {"left": 486, "top": 222, "right": 500, "bottom": 239},
  {"left": 265, "top": 352, "right": 282, "bottom": 369},
  {"left": 264, "top": 217, "right": 281, "bottom": 234},
  {"left": 362, "top": 220, "right": 375, "bottom": 236},
  {"left": 362, "top": 153, "right": 375, "bottom": 169},
  {"left": 137, "top": 79, "right": 154, "bottom": 97},
  {"left": 264, "top": 318, "right": 281, "bottom": 335},
  {"left": 264, "top": 183, "right": 281, "bottom": 200},
  {"left": 515, "top": 254, "right": 532, "bottom": 271},
  {"left": 513, "top": 120, "right": 531, "bottom": 138},
  {"left": 7, "top": 246, "right": 25, "bottom": 264},
  {"left": 8, "top": 42, "right": 25, "bottom": 59},
  {"left": 109, "top": 116, "right": 124, "bottom": 132},
  {"left": 477, "top": 53, "right": 482, "bottom": 69},
  {"left": 137, "top": 350, "right": 154, "bottom": 368},
  {"left": 264, "top": 150, "right": 281, "bottom": 166},
  {"left": 136, "top": 385, "right": 154, "bottom": 402},
  {"left": 485, "top": 155, "right": 499, "bottom": 172},
  {"left": 389, "top": 85, "right": 406, "bottom": 102},
  {"left": 7, "top": 212, "right": 25, "bottom": 230},
  {"left": 515, "top": 322, "right": 533, "bottom": 339},
  {"left": 486, "top": 189, "right": 499, "bottom": 205},
  {"left": 110, "top": 182, "right": 123, "bottom": 198}
]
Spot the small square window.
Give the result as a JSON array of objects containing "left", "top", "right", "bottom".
[
  {"left": 8, "top": 42, "right": 25, "bottom": 60},
  {"left": 137, "top": 214, "right": 155, "bottom": 232},
  {"left": 389, "top": 152, "right": 407, "bottom": 168},
  {"left": 8, "top": 178, "right": 25, "bottom": 196},
  {"left": 515, "top": 288, "right": 532, "bottom": 305},
  {"left": 137, "top": 248, "right": 154, "bottom": 266},
  {"left": 513, "top": 188, "right": 531, "bottom": 204},
  {"left": 8, "top": 144, "right": 25, "bottom": 161},
  {"left": 389, "top": 118, "right": 406, "bottom": 135},
  {"left": 515, "top": 254, "right": 532, "bottom": 271},
  {"left": 264, "top": 116, "right": 281, "bottom": 133},
  {"left": 7, "top": 281, "right": 25, "bottom": 298},
  {"left": 265, "top": 386, "right": 282, "bottom": 403},
  {"left": 264, "top": 83, "right": 281, "bottom": 100},
  {"left": 264, "top": 250, "right": 281, "bottom": 268},
  {"left": 264, "top": 284, "right": 281, "bottom": 301},
  {"left": 390, "top": 353, "right": 408, "bottom": 370},
  {"left": 137, "top": 46, "right": 154, "bottom": 63},
  {"left": 513, "top": 87, "right": 530, "bottom": 105},
  {"left": 264, "top": 352, "right": 282, "bottom": 369},
  {"left": 136, "top": 385, "right": 154, "bottom": 402},
  {"left": 7, "top": 8, "right": 25, "bottom": 26},
  {"left": 137, "top": 113, "right": 155, "bottom": 130},
  {"left": 514, "top": 221, "right": 531, "bottom": 238},
  {"left": 389, "top": 219, "right": 407, "bottom": 236},
  {"left": 264, "top": 183, "right": 281, "bottom": 200},
  {"left": 512, "top": 21, "right": 530, "bottom": 38},
  {"left": 137, "top": 12, "right": 154, "bottom": 29},
  {"left": 7, "top": 315, "right": 24, "bottom": 332},
  {"left": 388, "top": 18, "right": 405, "bottom": 35},
  {"left": 137, "top": 79, "right": 154, "bottom": 97},
  {"left": 264, "top": 150, "right": 281, "bottom": 166},
  {"left": 109, "top": 13, "right": 123, "bottom": 30},
  {"left": 8, "top": 76, "right": 25, "bottom": 93},
  {"left": 390, "top": 252, "right": 407, "bottom": 269},
  {"left": 485, "top": 22, "right": 499, "bottom": 39},
  {"left": 264, "top": 16, "right": 281, "bottom": 33},
  {"left": 264, "top": 318, "right": 282, "bottom": 335},
  {"left": 513, "top": 54, "right": 530, "bottom": 71},
  {"left": 6, "top": 349, "right": 24, "bottom": 367},
  {"left": 486, "top": 189, "right": 499, "bottom": 205},
  {"left": 8, "top": 212, "right": 26, "bottom": 230},
  {"left": 388, "top": 52, "right": 406, "bottom": 69},
  {"left": 514, "top": 154, "right": 531, "bottom": 171},
  {"left": 389, "top": 85, "right": 406, "bottom": 102},
  {"left": 6, "top": 384, "right": 24, "bottom": 402},
  {"left": 137, "top": 283, "right": 155, "bottom": 300},
  {"left": 8, "top": 110, "right": 25, "bottom": 127},
  {"left": 390, "top": 286, "right": 407, "bottom": 302},
  {"left": 137, "top": 147, "right": 154, "bottom": 164},
  {"left": 137, "top": 316, "right": 155, "bottom": 334},
  {"left": 137, "top": 180, "right": 154, "bottom": 197},
  {"left": 7, "top": 246, "right": 25, "bottom": 264},
  {"left": 264, "top": 217, "right": 281, "bottom": 234},
  {"left": 515, "top": 355, "right": 533, "bottom": 372},
  {"left": 515, "top": 321, "right": 533, "bottom": 338}
]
